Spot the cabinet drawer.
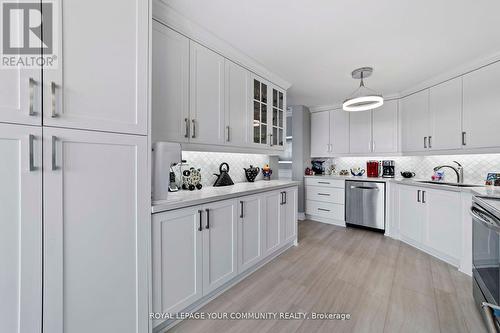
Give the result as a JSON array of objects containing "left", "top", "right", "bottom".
[
  {"left": 306, "top": 186, "right": 345, "bottom": 204},
  {"left": 305, "top": 177, "right": 345, "bottom": 188},
  {"left": 306, "top": 200, "right": 344, "bottom": 220}
]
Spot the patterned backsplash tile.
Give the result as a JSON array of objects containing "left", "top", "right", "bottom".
[
  {"left": 181, "top": 151, "right": 270, "bottom": 187},
  {"left": 322, "top": 153, "right": 500, "bottom": 185}
]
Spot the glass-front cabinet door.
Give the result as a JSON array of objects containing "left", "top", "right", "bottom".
[
  {"left": 250, "top": 75, "right": 286, "bottom": 150},
  {"left": 271, "top": 87, "right": 285, "bottom": 148},
  {"left": 252, "top": 77, "right": 269, "bottom": 145}
]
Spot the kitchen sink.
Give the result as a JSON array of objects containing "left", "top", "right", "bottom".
[{"left": 415, "top": 180, "right": 483, "bottom": 188}]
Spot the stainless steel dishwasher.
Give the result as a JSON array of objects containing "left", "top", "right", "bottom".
[{"left": 345, "top": 180, "right": 385, "bottom": 231}]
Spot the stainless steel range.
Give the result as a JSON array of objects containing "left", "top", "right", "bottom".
[{"left": 471, "top": 195, "right": 500, "bottom": 331}]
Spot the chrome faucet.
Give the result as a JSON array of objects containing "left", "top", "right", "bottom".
[{"left": 433, "top": 161, "right": 464, "bottom": 183}]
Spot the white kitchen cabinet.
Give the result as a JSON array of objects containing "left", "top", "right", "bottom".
[
  {"left": 429, "top": 77, "right": 463, "bottom": 150},
  {"left": 372, "top": 100, "right": 398, "bottom": 153},
  {"left": 225, "top": 61, "right": 249, "bottom": 146},
  {"left": 42, "top": 128, "right": 149, "bottom": 333},
  {"left": 400, "top": 89, "right": 430, "bottom": 152},
  {"left": 423, "top": 189, "right": 461, "bottom": 262},
  {"left": 238, "top": 195, "right": 263, "bottom": 273},
  {"left": 330, "top": 109, "right": 350, "bottom": 154},
  {"left": 349, "top": 111, "right": 372, "bottom": 153},
  {"left": 43, "top": 0, "right": 148, "bottom": 135},
  {"left": 398, "top": 184, "right": 462, "bottom": 265},
  {"left": 463, "top": 61, "right": 500, "bottom": 149},
  {"left": 190, "top": 41, "right": 225, "bottom": 145},
  {"left": 251, "top": 75, "right": 271, "bottom": 147},
  {"left": 310, "top": 111, "right": 330, "bottom": 157},
  {"left": 0, "top": 124, "right": 42, "bottom": 333},
  {"left": 0, "top": 68, "right": 42, "bottom": 126},
  {"left": 152, "top": 207, "right": 202, "bottom": 324},
  {"left": 270, "top": 85, "right": 286, "bottom": 149},
  {"left": 398, "top": 185, "right": 423, "bottom": 244},
  {"left": 152, "top": 21, "right": 190, "bottom": 143},
  {"left": 202, "top": 200, "right": 238, "bottom": 294},
  {"left": 281, "top": 187, "right": 298, "bottom": 243},
  {"left": 263, "top": 191, "right": 282, "bottom": 256}
]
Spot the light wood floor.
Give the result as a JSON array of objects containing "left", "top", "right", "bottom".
[{"left": 169, "top": 220, "right": 487, "bottom": 333}]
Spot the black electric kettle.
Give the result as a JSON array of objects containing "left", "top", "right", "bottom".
[{"left": 213, "top": 162, "right": 234, "bottom": 186}]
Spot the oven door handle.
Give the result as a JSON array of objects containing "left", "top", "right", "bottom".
[{"left": 470, "top": 207, "right": 500, "bottom": 232}]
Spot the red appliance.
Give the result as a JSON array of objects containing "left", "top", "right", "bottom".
[{"left": 366, "top": 160, "right": 379, "bottom": 178}]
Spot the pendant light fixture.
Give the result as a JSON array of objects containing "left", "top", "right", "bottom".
[{"left": 343, "top": 67, "right": 384, "bottom": 112}]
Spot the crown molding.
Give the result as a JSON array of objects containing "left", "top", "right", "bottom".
[{"left": 153, "top": 0, "right": 292, "bottom": 90}]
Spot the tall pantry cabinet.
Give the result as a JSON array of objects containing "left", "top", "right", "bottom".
[{"left": 0, "top": 0, "right": 150, "bottom": 333}]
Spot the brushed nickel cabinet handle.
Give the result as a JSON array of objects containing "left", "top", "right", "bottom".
[
  {"left": 184, "top": 118, "right": 189, "bottom": 138},
  {"left": 205, "top": 208, "right": 210, "bottom": 229},
  {"left": 29, "top": 78, "right": 35, "bottom": 116},
  {"left": 192, "top": 119, "right": 196, "bottom": 138},
  {"left": 51, "top": 136, "right": 58, "bottom": 171},
  {"left": 317, "top": 193, "right": 330, "bottom": 196},
  {"left": 417, "top": 190, "right": 421, "bottom": 203},
  {"left": 28, "top": 134, "right": 35, "bottom": 171},
  {"left": 240, "top": 201, "right": 244, "bottom": 219},
  {"left": 51, "top": 82, "right": 58, "bottom": 118},
  {"left": 226, "top": 126, "right": 230, "bottom": 142},
  {"left": 422, "top": 190, "right": 426, "bottom": 204},
  {"left": 462, "top": 132, "right": 467, "bottom": 146},
  {"left": 198, "top": 210, "right": 203, "bottom": 231},
  {"left": 318, "top": 208, "right": 330, "bottom": 212},
  {"left": 318, "top": 181, "right": 330, "bottom": 184},
  {"left": 424, "top": 137, "right": 427, "bottom": 149},
  {"left": 269, "top": 133, "right": 273, "bottom": 147},
  {"left": 428, "top": 136, "right": 432, "bottom": 149}
]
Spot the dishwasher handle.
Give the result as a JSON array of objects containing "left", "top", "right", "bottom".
[{"left": 350, "top": 186, "right": 379, "bottom": 190}]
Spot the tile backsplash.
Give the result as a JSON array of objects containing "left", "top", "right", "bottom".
[
  {"left": 181, "top": 151, "right": 270, "bottom": 187},
  {"left": 322, "top": 153, "right": 500, "bottom": 184}
]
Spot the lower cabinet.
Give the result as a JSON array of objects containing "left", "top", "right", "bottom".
[
  {"left": 152, "top": 186, "right": 297, "bottom": 327},
  {"left": 398, "top": 184, "right": 462, "bottom": 265},
  {"left": 43, "top": 128, "right": 149, "bottom": 333},
  {"left": 238, "top": 195, "right": 264, "bottom": 273},
  {"left": 0, "top": 123, "right": 42, "bottom": 333}
]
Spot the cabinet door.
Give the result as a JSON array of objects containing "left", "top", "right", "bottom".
[
  {"left": 0, "top": 124, "right": 42, "bottom": 333},
  {"left": 152, "top": 21, "right": 190, "bottom": 143},
  {"left": 372, "top": 100, "right": 398, "bottom": 153},
  {"left": 423, "top": 189, "right": 461, "bottom": 261},
  {"left": 251, "top": 76, "right": 270, "bottom": 146},
  {"left": 281, "top": 187, "right": 298, "bottom": 243},
  {"left": 202, "top": 200, "right": 237, "bottom": 295},
  {"left": 0, "top": 68, "right": 41, "bottom": 126},
  {"left": 330, "top": 109, "right": 350, "bottom": 154},
  {"left": 43, "top": 128, "right": 149, "bottom": 333},
  {"left": 429, "top": 77, "right": 463, "bottom": 150},
  {"left": 349, "top": 111, "right": 372, "bottom": 153},
  {"left": 43, "top": 0, "right": 148, "bottom": 134},
  {"left": 152, "top": 207, "right": 202, "bottom": 325},
  {"left": 400, "top": 90, "right": 430, "bottom": 152},
  {"left": 463, "top": 61, "right": 500, "bottom": 149},
  {"left": 238, "top": 195, "right": 263, "bottom": 273},
  {"left": 398, "top": 185, "right": 423, "bottom": 244},
  {"left": 225, "top": 60, "right": 248, "bottom": 146},
  {"left": 190, "top": 41, "right": 225, "bottom": 145},
  {"left": 263, "top": 191, "right": 282, "bottom": 256},
  {"left": 310, "top": 111, "right": 330, "bottom": 157},
  {"left": 271, "top": 86, "right": 286, "bottom": 149}
]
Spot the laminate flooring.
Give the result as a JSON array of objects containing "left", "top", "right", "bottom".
[{"left": 168, "top": 220, "right": 487, "bottom": 333}]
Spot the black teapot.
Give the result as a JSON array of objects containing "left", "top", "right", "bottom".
[
  {"left": 244, "top": 165, "right": 260, "bottom": 182},
  {"left": 401, "top": 171, "right": 416, "bottom": 179}
]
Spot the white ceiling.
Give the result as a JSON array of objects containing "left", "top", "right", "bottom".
[{"left": 162, "top": 0, "right": 500, "bottom": 107}]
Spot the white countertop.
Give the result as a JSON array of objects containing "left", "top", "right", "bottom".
[
  {"left": 152, "top": 180, "right": 300, "bottom": 213},
  {"left": 304, "top": 174, "right": 485, "bottom": 193},
  {"left": 472, "top": 186, "right": 500, "bottom": 199}
]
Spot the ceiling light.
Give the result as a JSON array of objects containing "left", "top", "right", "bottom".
[{"left": 343, "top": 67, "right": 384, "bottom": 112}]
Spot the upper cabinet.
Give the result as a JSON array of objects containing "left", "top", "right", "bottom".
[
  {"left": 152, "top": 21, "right": 190, "bottom": 143},
  {"left": 151, "top": 21, "right": 287, "bottom": 152},
  {"left": 349, "top": 111, "right": 372, "bottom": 154},
  {"left": 400, "top": 89, "right": 430, "bottom": 152},
  {"left": 43, "top": 0, "right": 148, "bottom": 135},
  {"left": 310, "top": 111, "right": 330, "bottom": 157},
  {"left": 463, "top": 61, "right": 500, "bottom": 149},
  {"left": 372, "top": 100, "right": 398, "bottom": 153},
  {"left": 190, "top": 41, "right": 225, "bottom": 145},
  {"left": 225, "top": 61, "right": 249, "bottom": 146},
  {"left": 330, "top": 110, "right": 350, "bottom": 154}
]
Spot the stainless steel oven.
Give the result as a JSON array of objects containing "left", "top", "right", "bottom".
[{"left": 471, "top": 195, "right": 500, "bottom": 330}]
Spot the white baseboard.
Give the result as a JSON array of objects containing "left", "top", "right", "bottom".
[{"left": 305, "top": 214, "right": 346, "bottom": 227}]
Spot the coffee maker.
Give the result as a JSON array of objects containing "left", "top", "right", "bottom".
[{"left": 382, "top": 160, "right": 395, "bottom": 178}]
